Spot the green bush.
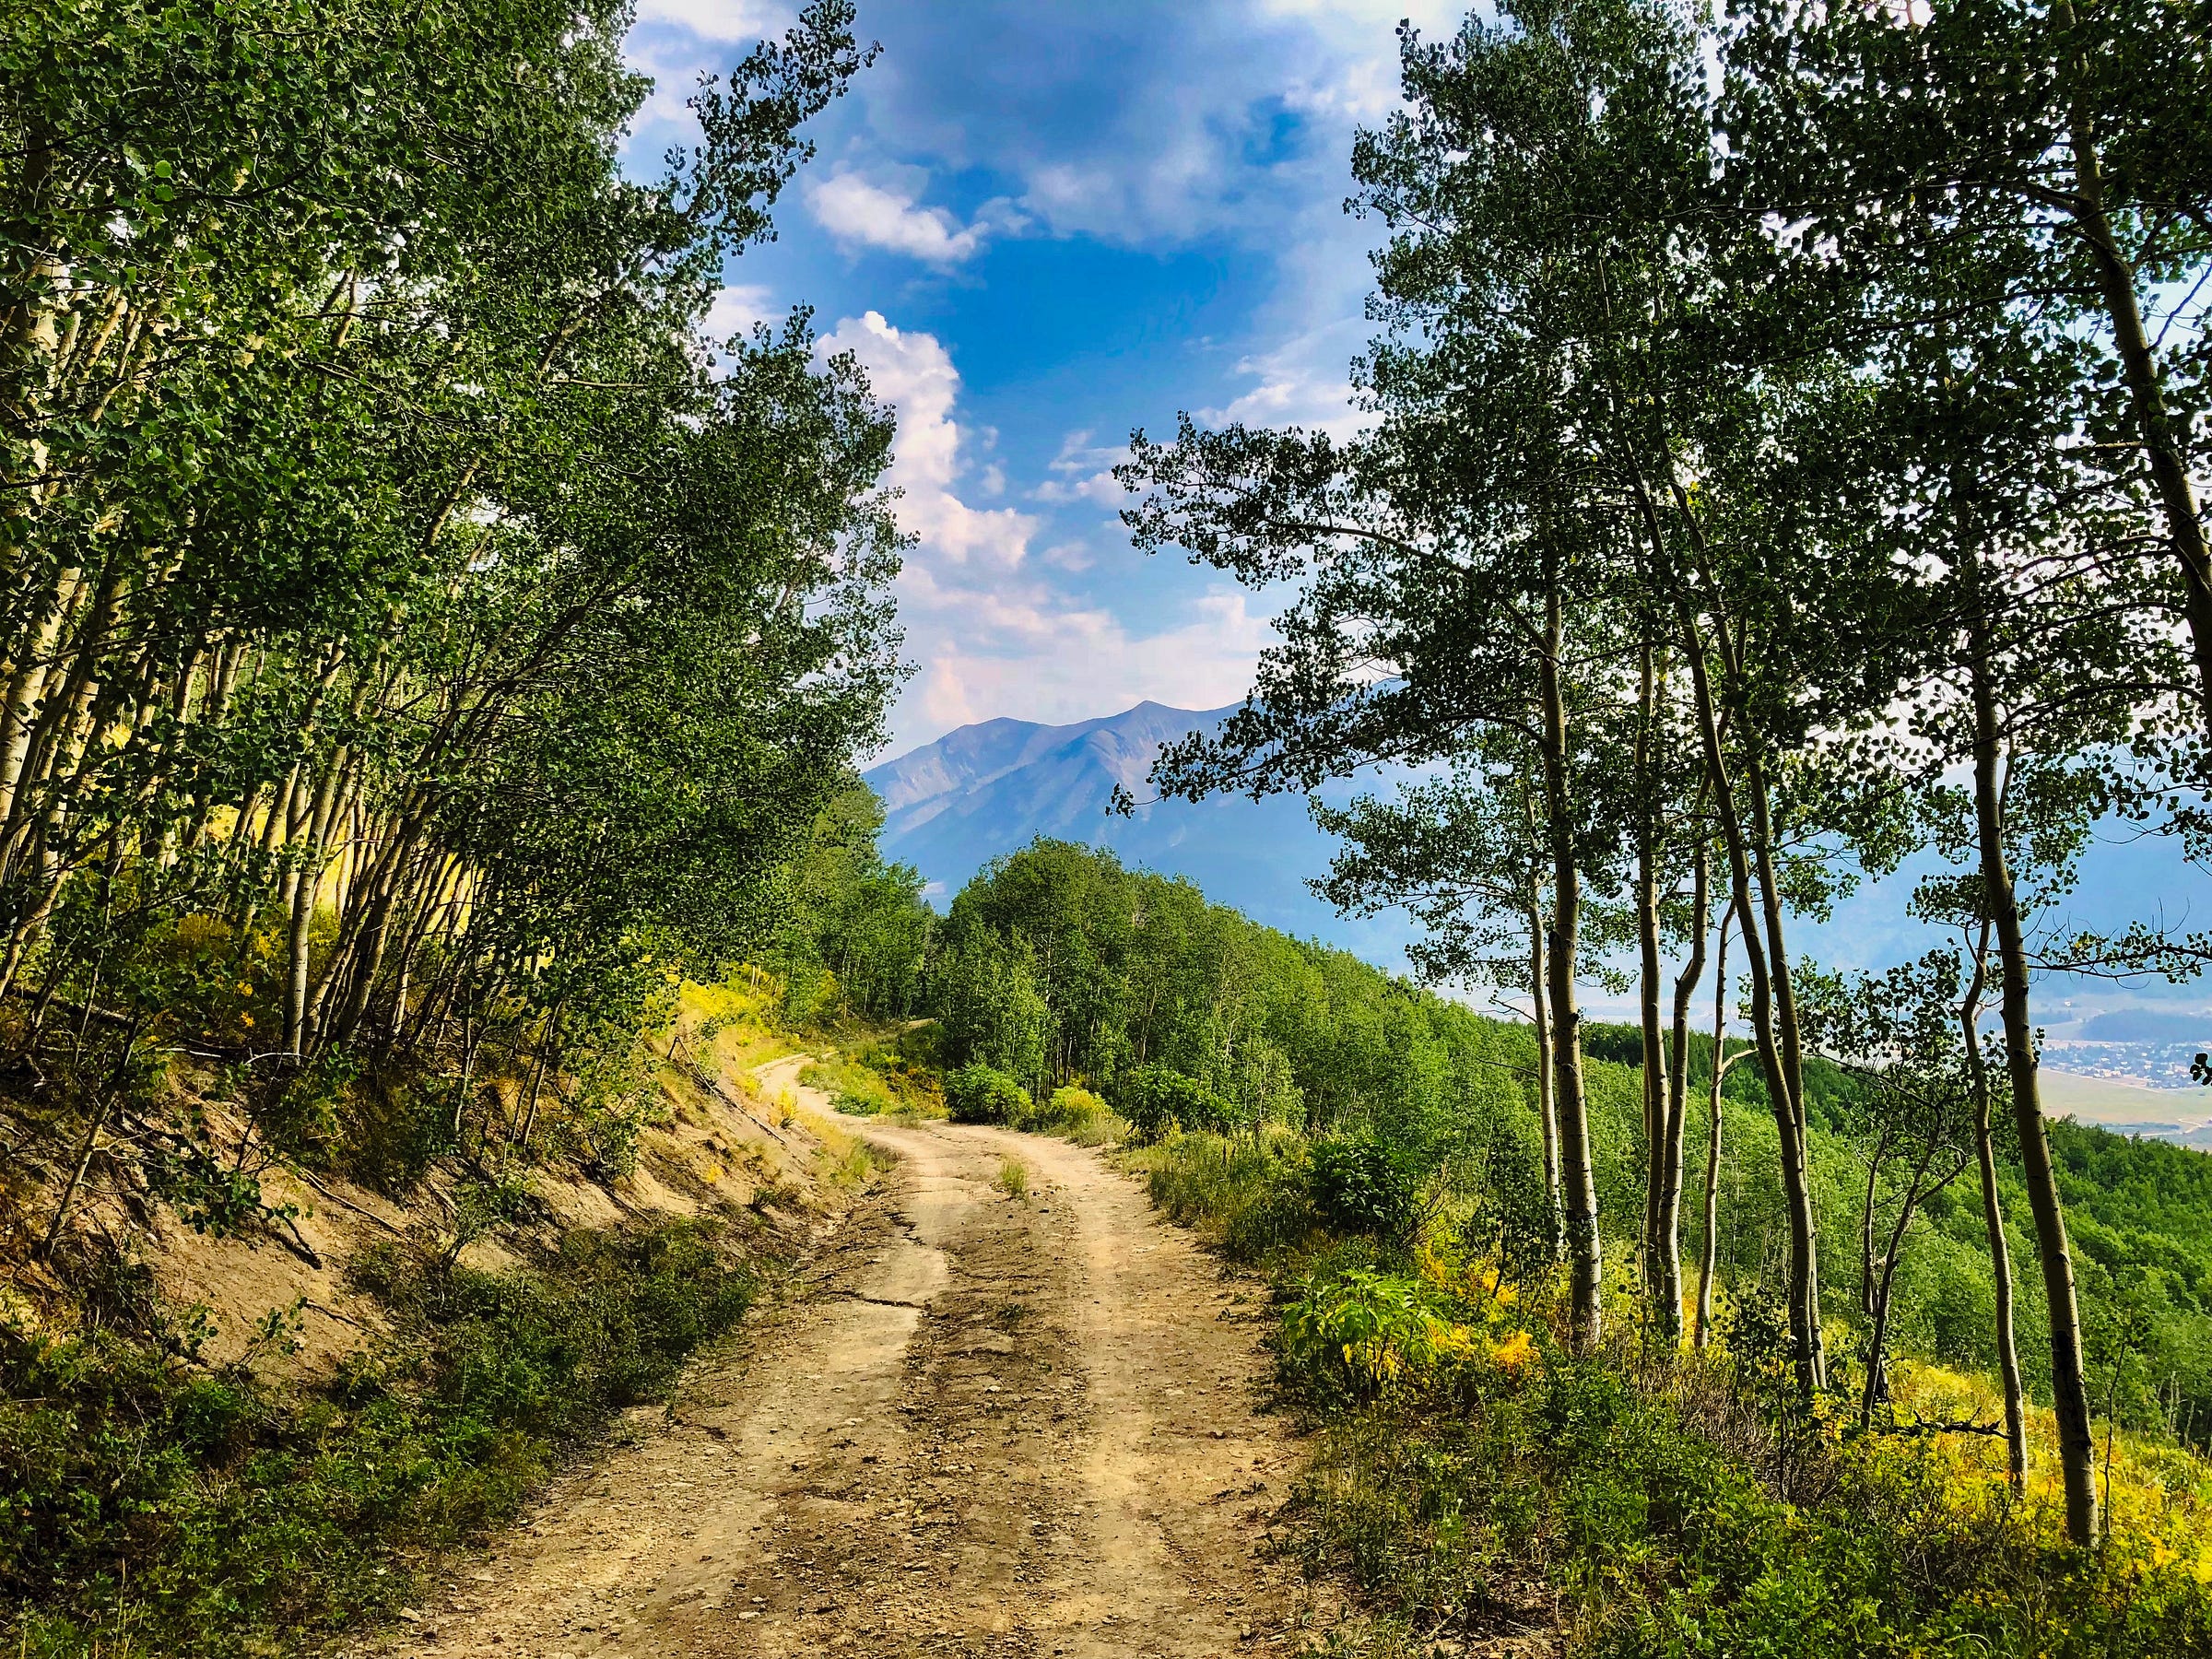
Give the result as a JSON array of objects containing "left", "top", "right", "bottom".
[
  {"left": 1115, "top": 1064, "right": 1239, "bottom": 1142},
  {"left": 1013, "top": 1084, "right": 1101, "bottom": 1133},
  {"left": 944, "top": 1063, "right": 1030, "bottom": 1125},
  {"left": 1308, "top": 1134, "right": 1419, "bottom": 1241},
  {"left": 1291, "top": 1352, "right": 2212, "bottom": 1659},
  {"left": 0, "top": 1220, "right": 758, "bottom": 1659}
]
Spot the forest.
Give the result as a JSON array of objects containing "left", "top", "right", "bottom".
[
  {"left": 0, "top": 0, "right": 899, "bottom": 1227},
  {"left": 6, "top": 0, "right": 2212, "bottom": 1653},
  {"left": 809, "top": 834, "right": 2212, "bottom": 1455},
  {"left": 0, "top": 4, "right": 909, "bottom": 1653}
]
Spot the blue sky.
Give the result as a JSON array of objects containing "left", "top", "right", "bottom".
[
  {"left": 622, "top": 0, "right": 1462, "bottom": 752},
  {"left": 620, "top": 4, "right": 2212, "bottom": 1077}
]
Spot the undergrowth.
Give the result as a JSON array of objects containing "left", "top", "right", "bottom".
[
  {"left": 1129, "top": 1129, "right": 2212, "bottom": 1658},
  {"left": 0, "top": 1219, "right": 762, "bottom": 1659},
  {"left": 803, "top": 1027, "right": 947, "bottom": 1123}
]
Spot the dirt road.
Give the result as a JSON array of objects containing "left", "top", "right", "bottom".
[{"left": 389, "top": 1057, "right": 1323, "bottom": 1658}]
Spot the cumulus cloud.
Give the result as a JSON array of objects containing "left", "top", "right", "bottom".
[
  {"left": 1203, "top": 331, "right": 1364, "bottom": 437},
  {"left": 702, "top": 282, "right": 776, "bottom": 340},
  {"left": 816, "top": 0, "right": 1465, "bottom": 251},
  {"left": 818, "top": 312, "right": 1035, "bottom": 570},
  {"left": 809, "top": 313, "right": 1272, "bottom": 750},
  {"left": 806, "top": 168, "right": 1015, "bottom": 266}
]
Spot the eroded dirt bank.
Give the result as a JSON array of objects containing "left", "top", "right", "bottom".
[{"left": 380, "top": 1057, "right": 1322, "bottom": 1658}]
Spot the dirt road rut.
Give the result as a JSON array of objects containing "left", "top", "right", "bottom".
[{"left": 393, "top": 1058, "right": 1318, "bottom": 1657}]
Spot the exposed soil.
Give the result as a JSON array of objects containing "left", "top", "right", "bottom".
[{"left": 374, "top": 1056, "right": 1337, "bottom": 1658}]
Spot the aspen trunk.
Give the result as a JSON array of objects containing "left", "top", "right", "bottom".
[
  {"left": 1637, "top": 468, "right": 1825, "bottom": 1392},
  {"left": 1527, "top": 895, "right": 1562, "bottom": 1260},
  {"left": 1695, "top": 904, "right": 1734, "bottom": 1349},
  {"left": 1674, "top": 596, "right": 1824, "bottom": 1394},
  {"left": 2049, "top": 0, "right": 2212, "bottom": 734},
  {"left": 283, "top": 749, "right": 349, "bottom": 1054},
  {"left": 1966, "top": 596, "right": 2098, "bottom": 1543},
  {"left": 1960, "top": 925, "right": 2029, "bottom": 1489},
  {"left": 0, "top": 566, "right": 80, "bottom": 827},
  {"left": 1742, "top": 745, "right": 1826, "bottom": 1391},
  {"left": 1657, "top": 841, "right": 1708, "bottom": 1343},
  {"left": 1636, "top": 651, "right": 1666, "bottom": 1308},
  {"left": 1538, "top": 556, "right": 1600, "bottom": 1351}
]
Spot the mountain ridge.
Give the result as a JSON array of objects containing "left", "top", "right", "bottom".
[{"left": 861, "top": 701, "right": 1419, "bottom": 964}]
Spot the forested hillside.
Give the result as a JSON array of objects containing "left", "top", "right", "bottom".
[
  {"left": 772, "top": 820, "right": 2212, "bottom": 1649},
  {"left": 787, "top": 832, "right": 2212, "bottom": 1451}
]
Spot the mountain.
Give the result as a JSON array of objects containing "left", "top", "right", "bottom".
[
  {"left": 863, "top": 701, "right": 1420, "bottom": 965},
  {"left": 867, "top": 700, "right": 2212, "bottom": 1133}
]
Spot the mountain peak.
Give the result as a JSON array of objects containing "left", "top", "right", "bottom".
[{"left": 861, "top": 703, "right": 1413, "bottom": 967}]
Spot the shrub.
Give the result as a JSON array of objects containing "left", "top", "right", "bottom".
[
  {"left": 1115, "top": 1064, "right": 1238, "bottom": 1142},
  {"left": 1308, "top": 1135, "right": 1419, "bottom": 1241},
  {"left": 1280, "top": 1267, "right": 1481, "bottom": 1400},
  {"left": 1011, "top": 1084, "right": 1101, "bottom": 1133},
  {"left": 944, "top": 1063, "right": 1030, "bottom": 1125},
  {"left": 805, "top": 1045, "right": 943, "bottom": 1121},
  {"left": 1289, "top": 1349, "right": 2212, "bottom": 1659},
  {"left": 1143, "top": 1132, "right": 1319, "bottom": 1264}
]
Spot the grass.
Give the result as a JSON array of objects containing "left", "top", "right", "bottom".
[
  {"left": 997, "top": 1158, "right": 1030, "bottom": 1200},
  {"left": 1135, "top": 1128, "right": 1320, "bottom": 1267},
  {"left": 0, "top": 1219, "right": 765, "bottom": 1659},
  {"left": 1287, "top": 1345, "right": 2212, "bottom": 1659},
  {"left": 1007, "top": 1084, "right": 1128, "bottom": 1146}
]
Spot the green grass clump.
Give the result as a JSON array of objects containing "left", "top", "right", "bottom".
[
  {"left": 1139, "top": 1130, "right": 1320, "bottom": 1267},
  {"left": 803, "top": 1040, "right": 945, "bottom": 1123},
  {"left": 1007, "top": 1084, "right": 1126, "bottom": 1145},
  {"left": 0, "top": 1220, "right": 759, "bottom": 1659}
]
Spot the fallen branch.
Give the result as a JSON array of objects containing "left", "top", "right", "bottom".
[
  {"left": 1863, "top": 1415, "right": 2010, "bottom": 1441},
  {"left": 289, "top": 1167, "right": 408, "bottom": 1237},
  {"left": 301, "top": 1298, "right": 368, "bottom": 1329},
  {"left": 710, "top": 1074, "right": 808, "bottom": 1154}
]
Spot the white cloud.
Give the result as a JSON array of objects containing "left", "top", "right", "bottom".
[
  {"left": 810, "top": 313, "right": 1271, "bottom": 751},
  {"left": 818, "top": 311, "right": 1035, "bottom": 570},
  {"left": 632, "top": 0, "right": 786, "bottom": 43},
  {"left": 1031, "top": 430, "right": 1131, "bottom": 507},
  {"left": 909, "top": 590, "right": 1272, "bottom": 740},
  {"left": 1204, "top": 341, "right": 1362, "bottom": 436},
  {"left": 806, "top": 169, "right": 1014, "bottom": 266},
  {"left": 1250, "top": 0, "right": 1465, "bottom": 118},
  {"left": 702, "top": 282, "right": 775, "bottom": 340}
]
